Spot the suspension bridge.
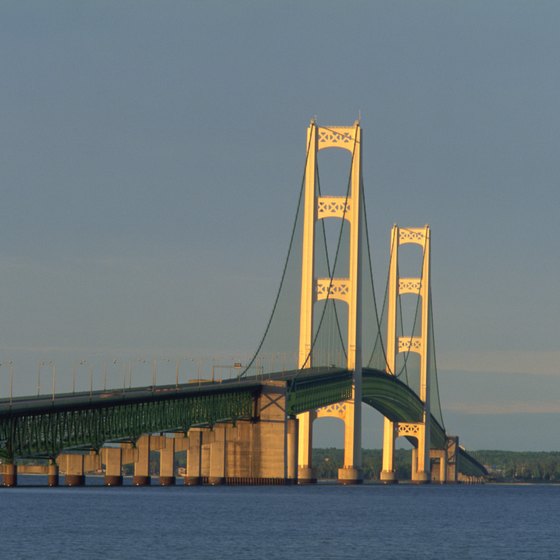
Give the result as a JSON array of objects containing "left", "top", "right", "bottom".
[{"left": 0, "top": 120, "right": 486, "bottom": 487}]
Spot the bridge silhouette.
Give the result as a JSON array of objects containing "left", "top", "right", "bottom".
[{"left": 0, "top": 121, "right": 486, "bottom": 487}]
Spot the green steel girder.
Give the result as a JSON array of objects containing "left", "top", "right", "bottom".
[
  {"left": 0, "top": 389, "right": 254, "bottom": 459},
  {"left": 278, "top": 368, "right": 483, "bottom": 476},
  {"left": 286, "top": 370, "right": 353, "bottom": 415},
  {"left": 288, "top": 368, "right": 434, "bottom": 430},
  {"left": 362, "top": 370, "right": 447, "bottom": 449},
  {"left": 362, "top": 371, "right": 423, "bottom": 423},
  {"left": 457, "top": 448, "right": 488, "bottom": 477},
  {"left": 288, "top": 368, "right": 453, "bottom": 459}
]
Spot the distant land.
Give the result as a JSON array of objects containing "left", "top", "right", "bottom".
[
  {"left": 310, "top": 449, "right": 560, "bottom": 482},
  {"left": 158, "top": 448, "right": 560, "bottom": 482}
]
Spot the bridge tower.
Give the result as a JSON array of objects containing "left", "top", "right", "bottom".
[
  {"left": 297, "top": 120, "right": 363, "bottom": 485},
  {"left": 380, "top": 225, "right": 432, "bottom": 483}
]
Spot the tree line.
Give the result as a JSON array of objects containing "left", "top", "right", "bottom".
[
  {"left": 313, "top": 448, "right": 560, "bottom": 482},
  {"left": 124, "top": 448, "right": 560, "bottom": 482},
  {"left": 469, "top": 450, "right": 560, "bottom": 482}
]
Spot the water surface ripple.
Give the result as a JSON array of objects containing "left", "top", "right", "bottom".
[{"left": 0, "top": 483, "right": 558, "bottom": 559}]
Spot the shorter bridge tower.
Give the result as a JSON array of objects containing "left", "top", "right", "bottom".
[
  {"left": 297, "top": 120, "right": 363, "bottom": 484},
  {"left": 380, "top": 225, "right": 432, "bottom": 483}
]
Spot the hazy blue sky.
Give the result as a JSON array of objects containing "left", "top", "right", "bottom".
[{"left": 1, "top": 1, "right": 560, "bottom": 450}]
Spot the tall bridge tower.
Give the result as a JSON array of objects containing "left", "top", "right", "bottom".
[
  {"left": 380, "top": 225, "right": 432, "bottom": 483},
  {"left": 297, "top": 121, "right": 363, "bottom": 484}
]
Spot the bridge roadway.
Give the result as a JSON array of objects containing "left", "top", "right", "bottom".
[{"left": 0, "top": 367, "right": 486, "bottom": 478}]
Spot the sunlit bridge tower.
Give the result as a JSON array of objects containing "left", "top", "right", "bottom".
[
  {"left": 380, "top": 225, "right": 432, "bottom": 483},
  {"left": 297, "top": 121, "right": 363, "bottom": 485}
]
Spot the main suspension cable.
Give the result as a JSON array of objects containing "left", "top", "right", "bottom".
[
  {"left": 361, "top": 177, "right": 389, "bottom": 371},
  {"left": 238, "top": 127, "right": 314, "bottom": 378}
]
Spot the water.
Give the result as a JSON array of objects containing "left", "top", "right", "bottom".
[{"left": 0, "top": 482, "right": 559, "bottom": 559}]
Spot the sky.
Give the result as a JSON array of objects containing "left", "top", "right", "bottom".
[{"left": 1, "top": 1, "right": 560, "bottom": 451}]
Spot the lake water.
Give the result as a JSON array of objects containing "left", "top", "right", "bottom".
[{"left": 0, "top": 481, "right": 558, "bottom": 559}]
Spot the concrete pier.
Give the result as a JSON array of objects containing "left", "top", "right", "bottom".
[
  {"left": 63, "top": 454, "right": 85, "bottom": 486},
  {"left": 133, "top": 435, "right": 151, "bottom": 486},
  {"left": 208, "top": 424, "right": 226, "bottom": 485},
  {"left": 445, "top": 436, "right": 459, "bottom": 483},
  {"left": 297, "top": 466, "right": 315, "bottom": 484},
  {"left": 159, "top": 437, "right": 176, "bottom": 486},
  {"left": 103, "top": 447, "right": 123, "bottom": 486},
  {"left": 338, "top": 467, "right": 362, "bottom": 485},
  {"left": 297, "top": 411, "right": 316, "bottom": 484},
  {"left": 458, "top": 473, "right": 485, "bottom": 484},
  {"left": 186, "top": 381, "right": 298, "bottom": 485},
  {"left": 48, "top": 461, "right": 59, "bottom": 487},
  {"left": 286, "top": 417, "right": 298, "bottom": 484},
  {"left": 430, "top": 449, "right": 447, "bottom": 483},
  {"left": 185, "top": 430, "right": 202, "bottom": 486},
  {"left": 429, "top": 437, "right": 459, "bottom": 483},
  {"left": 380, "top": 470, "right": 398, "bottom": 484},
  {"left": 2, "top": 463, "right": 17, "bottom": 487}
]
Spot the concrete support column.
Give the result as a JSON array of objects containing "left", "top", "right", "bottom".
[
  {"left": 382, "top": 225, "right": 399, "bottom": 483},
  {"left": 297, "top": 411, "right": 316, "bottom": 484},
  {"left": 438, "top": 452, "right": 447, "bottom": 483},
  {"left": 208, "top": 424, "right": 226, "bottom": 485},
  {"left": 84, "top": 450, "right": 101, "bottom": 475},
  {"left": 133, "top": 435, "right": 151, "bottom": 486},
  {"left": 186, "top": 430, "right": 202, "bottom": 486},
  {"left": 48, "top": 460, "right": 59, "bottom": 487},
  {"left": 446, "top": 436, "right": 459, "bottom": 483},
  {"left": 249, "top": 382, "right": 292, "bottom": 484},
  {"left": 104, "top": 447, "right": 123, "bottom": 486},
  {"left": 2, "top": 462, "right": 17, "bottom": 487},
  {"left": 159, "top": 437, "right": 176, "bottom": 486},
  {"left": 64, "top": 454, "right": 85, "bottom": 486},
  {"left": 438, "top": 453, "right": 447, "bottom": 483},
  {"left": 286, "top": 417, "right": 298, "bottom": 484},
  {"left": 380, "top": 418, "right": 397, "bottom": 483},
  {"left": 415, "top": 425, "right": 430, "bottom": 484},
  {"left": 411, "top": 448, "right": 418, "bottom": 482},
  {"left": 429, "top": 449, "right": 447, "bottom": 483},
  {"left": 338, "top": 468, "right": 362, "bottom": 484},
  {"left": 338, "top": 400, "right": 363, "bottom": 485}
]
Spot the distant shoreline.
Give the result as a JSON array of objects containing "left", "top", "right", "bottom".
[{"left": 313, "top": 448, "right": 560, "bottom": 483}]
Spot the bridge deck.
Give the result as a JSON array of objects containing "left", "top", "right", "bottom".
[{"left": 0, "top": 367, "right": 486, "bottom": 477}]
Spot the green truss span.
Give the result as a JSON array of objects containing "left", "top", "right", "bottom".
[
  {"left": 0, "top": 384, "right": 257, "bottom": 459},
  {"left": 286, "top": 368, "right": 447, "bottom": 449},
  {"left": 0, "top": 369, "right": 486, "bottom": 478},
  {"left": 286, "top": 368, "right": 486, "bottom": 476}
]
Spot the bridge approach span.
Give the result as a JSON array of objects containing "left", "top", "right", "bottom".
[{"left": 0, "top": 368, "right": 485, "bottom": 478}]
